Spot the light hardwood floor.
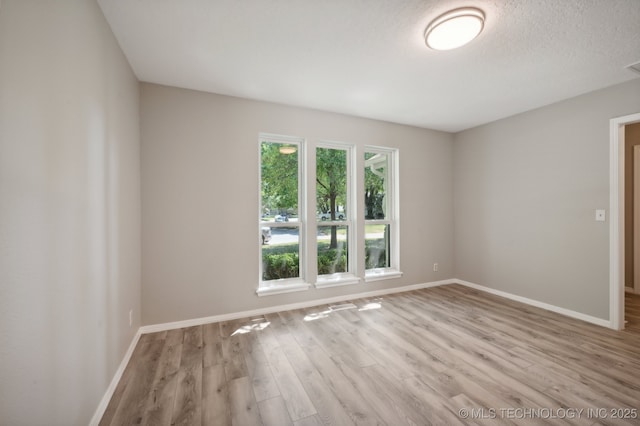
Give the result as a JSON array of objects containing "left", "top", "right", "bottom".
[
  {"left": 626, "top": 292, "right": 640, "bottom": 332},
  {"left": 100, "top": 285, "right": 640, "bottom": 425}
]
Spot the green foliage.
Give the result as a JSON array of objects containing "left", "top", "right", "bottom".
[
  {"left": 262, "top": 144, "right": 349, "bottom": 247},
  {"left": 364, "top": 152, "right": 387, "bottom": 219},
  {"left": 262, "top": 239, "right": 386, "bottom": 280},
  {"left": 261, "top": 142, "right": 299, "bottom": 213},
  {"left": 262, "top": 252, "right": 299, "bottom": 280},
  {"left": 316, "top": 148, "right": 347, "bottom": 248},
  {"left": 365, "top": 238, "right": 388, "bottom": 269},
  {"left": 316, "top": 148, "right": 347, "bottom": 216},
  {"left": 317, "top": 243, "right": 347, "bottom": 275}
]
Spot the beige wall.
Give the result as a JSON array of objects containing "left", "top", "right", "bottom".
[
  {"left": 2, "top": 3, "right": 635, "bottom": 421},
  {"left": 453, "top": 79, "right": 640, "bottom": 320},
  {"left": 625, "top": 122, "right": 640, "bottom": 290},
  {"left": 140, "top": 83, "right": 454, "bottom": 325},
  {"left": 0, "top": 1, "right": 141, "bottom": 424}
]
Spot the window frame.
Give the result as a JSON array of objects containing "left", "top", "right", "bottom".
[
  {"left": 257, "top": 135, "right": 401, "bottom": 296},
  {"left": 364, "top": 146, "right": 402, "bottom": 282},
  {"left": 314, "top": 141, "right": 360, "bottom": 288},
  {"left": 257, "top": 134, "right": 310, "bottom": 296}
]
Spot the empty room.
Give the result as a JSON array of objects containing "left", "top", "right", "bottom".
[{"left": 2, "top": 0, "right": 640, "bottom": 425}]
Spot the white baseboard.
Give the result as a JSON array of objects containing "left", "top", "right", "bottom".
[
  {"left": 625, "top": 286, "right": 636, "bottom": 294},
  {"left": 89, "top": 329, "right": 142, "bottom": 426},
  {"left": 139, "top": 279, "right": 456, "bottom": 334},
  {"left": 454, "top": 279, "right": 612, "bottom": 328},
  {"left": 139, "top": 277, "right": 614, "bottom": 333}
]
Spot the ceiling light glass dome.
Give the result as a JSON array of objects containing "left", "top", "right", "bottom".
[{"left": 425, "top": 8, "right": 485, "bottom": 50}]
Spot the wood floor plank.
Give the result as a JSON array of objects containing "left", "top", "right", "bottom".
[
  {"left": 315, "top": 311, "right": 377, "bottom": 367},
  {"left": 293, "top": 415, "right": 325, "bottom": 426},
  {"left": 203, "top": 322, "right": 223, "bottom": 368},
  {"left": 181, "top": 326, "right": 203, "bottom": 368},
  {"left": 449, "top": 393, "right": 516, "bottom": 426},
  {"left": 277, "top": 334, "right": 356, "bottom": 426},
  {"left": 244, "top": 337, "right": 280, "bottom": 402},
  {"left": 625, "top": 293, "right": 640, "bottom": 332},
  {"left": 202, "top": 364, "right": 231, "bottom": 425},
  {"left": 171, "top": 326, "right": 203, "bottom": 426},
  {"left": 99, "top": 334, "right": 162, "bottom": 425},
  {"left": 330, "top": 309, "right": 423, "bottom": 380},
  {"left": 511, "top": 345, "right": 640, "bottom": 409},
  {"left": 301, "top": 344, "right": 385, "bottom": 425},
  {"left": 220, "top": 320, "right": 250, "bottom": 381},
  {"left": 332, "top": 353, "right": 435, "bottom": 425},
  {"left": 171, "top": 365, "right": 203, "bottom": 426},
  {"left": 299, "top": 305, "right": 378, "bottom": 368},
  {"left": 141, "top": 329, "right": 183, "bottom": 426},
  {"left": 258, "top": 396, "right": 294, "bottom": 426},
  {"left": 277, "top": 309, "right": 318, "bottom": 348},
  {"left": 100, "top": 285, "right": 640, "bottom": 426},
  {"left": 229, "top": 376, "right": 262, "bottom": 426},
  {"left": 103, "top": 337, "right": 165, "bottom": 426},
  {"left": 260, "top": 345, "right": 316, "bottom": 421}
]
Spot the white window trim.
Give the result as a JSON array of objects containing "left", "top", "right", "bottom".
[
  {"left": 258, "top": 136, "right": 401, "bottom": 295},
  {"left": 364, "top": 146, "right": 401, "bottom": 278},
  {"left": 316, "top": 273, "right": 361, "bottom": 288},
  {"left": 365, "top": 269, "right": 403, "bottom": 282},
  {"left": 313, "top": 141, "right": 357, "bottom": 288},
  {"left": 256, "top": 279, "right": 310, "bottom": 296},
  {"left": 258, "top": 134, "right": 306, "bottom": 291}
]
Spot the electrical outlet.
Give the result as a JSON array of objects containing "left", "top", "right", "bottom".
[
  {"left": 433, "top": 263, "right": 438, "bottom": 272},
  {"left": 129, "top": 310, "right": 133, "bottom": 327}
]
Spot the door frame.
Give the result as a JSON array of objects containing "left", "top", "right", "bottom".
[{"left": 610, "top": 112, "right": 640, "bottom": 330}]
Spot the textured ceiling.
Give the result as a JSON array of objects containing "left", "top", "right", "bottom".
[{"left": 97, "top": 0, "right": 640, "bottom": 132}]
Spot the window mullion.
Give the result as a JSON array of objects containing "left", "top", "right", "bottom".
[
  {"left": 355, "top": 145, "right": 366, "bottom": 280},
  {"left": 305, "top": 139, "right": 317, "bottom": 284}
]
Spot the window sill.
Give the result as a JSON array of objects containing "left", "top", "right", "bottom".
[
  {"left": 364, "top": 269, "right": 403, "bottom": 282},
  {"left": 256, "top": 280, "right": 310, "bottom": 297},
  {"left": 315, "top": 274, "right": 361, "bottom": 289}
]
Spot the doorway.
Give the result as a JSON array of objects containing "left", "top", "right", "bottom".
[{"left": 610, "top": 113, "right": 640, "bottom": 330}]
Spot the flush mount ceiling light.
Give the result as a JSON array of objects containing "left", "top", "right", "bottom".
[
  {"left": 279, "top": 145, "right": 297, "bottom": 154},
  {"left": 425, "top": 7, "right": 485, "bottom": 50}
]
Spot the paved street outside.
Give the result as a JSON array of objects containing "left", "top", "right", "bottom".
[{"left": 267, "top": 227, "right": 383, "bottom": 245}]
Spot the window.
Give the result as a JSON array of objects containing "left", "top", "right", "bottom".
[
  {"left": 258, "top": 136, "right": 309, "bottom": 295},
  {"left": 315, "top": 144, "right": 358, "bottom": 287},
  {"left": 258, "top": 134, "right": 400, "bottom": 295},
  {"left": 364, "top": 148, "right": 400, "bottom": 280}
]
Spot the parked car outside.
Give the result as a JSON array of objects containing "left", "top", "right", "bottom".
[
  {"left": 319, "top": 211, "right": 345, "bottom": 221},
  {"left": 261, "top": 227, "right": 271, "bottom": 244}
]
